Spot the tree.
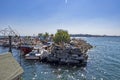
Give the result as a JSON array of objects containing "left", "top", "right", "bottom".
[
  {"left": 38, "top": 33, "right": 43, "bottom": 37},
  {"left": 42, "top": 32, "right": 49, "bottom": 41},
  {"left": 44, "top": 32, "right": 49, "bottom": 38},
  {"left": 49, "top": 34, "right": 54, "bottom": 41},
  {"left": 53, "top": 29, "right": 70, "bottom": 44},
  {"left": 50, "top": 34, "right": 54, "bottom": 37}
]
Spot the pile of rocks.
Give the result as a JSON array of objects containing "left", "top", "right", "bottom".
[
  {"left": 46, "top": 39, "right": 92, "bottom": 66},
  {"left": 70, "top": 39, "right": 92, "bottom": 53}
]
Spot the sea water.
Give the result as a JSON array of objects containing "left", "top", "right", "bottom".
[{"left": 0, "top": 37, "right": 120, "bottom": 80}]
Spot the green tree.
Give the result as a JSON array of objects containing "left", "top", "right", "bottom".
[
  {"left": 44, "top": 32, "right": 49, "bottom": 37},
  {"left": 38, "top": 33, "right": 43, "bottom": 37},
  {"left": 50, "top": 34, "right": 54, "bottom": 37},
  {"left": 53, "top": 29, "right": 70, "bottom": 44},
  {"left": 44, "top": 32, "right": 49, "bottom": 40}
]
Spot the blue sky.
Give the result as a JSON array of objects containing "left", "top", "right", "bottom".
[{"left": 0, "top": 0, "right": 120, "bottom": 36}]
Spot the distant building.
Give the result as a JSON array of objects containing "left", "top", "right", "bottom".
[{"left": 0, "top": 52, "right": 24, "bottom": 80}]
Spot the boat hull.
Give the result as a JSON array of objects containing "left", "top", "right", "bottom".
[{"left": 20, "top": 45, "right": 33, "bottom": 55}]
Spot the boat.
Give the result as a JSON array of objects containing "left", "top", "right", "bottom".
[
  {"left": 25, "top": 50, "right": 41, "bottom": 60},
  {"left": 19, "top": 45, "right": 33, "bottom": 55},
  {"left": 25, "top": 48, "right": 50, "bottom": 60}
]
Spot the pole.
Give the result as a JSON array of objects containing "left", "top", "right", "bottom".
[
  {"left": 19, "top": 37, "right": 22, "bottom": 66},
  {"left": 9, "top": 36, "right": 12, "bottom": 53}
]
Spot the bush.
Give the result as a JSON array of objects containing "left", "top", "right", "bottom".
[{"left": 53, "top": 29, "right": 70, "bottom": 44}]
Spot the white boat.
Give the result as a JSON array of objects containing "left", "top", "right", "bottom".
[{"left": 25, "top": 50, "right": 41, "bottom": 60}]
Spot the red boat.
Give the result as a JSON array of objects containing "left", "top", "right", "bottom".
[{"left": 20, "top": 45, "right": 33, "bottom": 55}]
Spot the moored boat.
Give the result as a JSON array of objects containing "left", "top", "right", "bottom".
[
  {"left": 25, "top": 50, "right": 41, "bottom": 60},
  {"left": 20, "top": 45, "right": 33, "bottom": 55}
]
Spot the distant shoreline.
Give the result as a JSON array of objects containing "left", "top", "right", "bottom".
[
  {"left": 70, "top": 34, "right": 120, "bottom": 37},
  {"left": 0, "top": 34, "right": 120, "bottom": 38}
]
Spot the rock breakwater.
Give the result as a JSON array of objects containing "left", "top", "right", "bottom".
[{"left": 46, "top": 39, "right": 92, "bottom": 66}]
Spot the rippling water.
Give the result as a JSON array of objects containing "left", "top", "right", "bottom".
[{"left": 0, "top": 37, "right": 120, "bottom": 80}]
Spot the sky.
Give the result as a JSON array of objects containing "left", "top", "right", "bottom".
[{"left": 0, "top": 0, "right": 120, "bottom": 36}]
